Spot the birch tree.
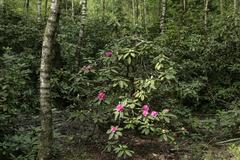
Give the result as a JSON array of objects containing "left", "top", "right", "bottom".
[
  {"left": 132, "top": 0, "right": 135, "bottom": 25},
  {"left": 183, "top": 0, "right": 186, "bottom": 12},
  {"left": 220, "top": 0, "right": 223, "bottom": 16},
  {"left": 143, "top": 0, "right": 147, "bottom": 32},
  {"left": 136, "top": 0, "right": 139, "bottom": 25},
  {"left": 204, "top": 0, "right": 209, "bottom": 31},
  {"left": 24, "top": 0, "right": 30, "bottom": 17},
  {"left": 38, "top": 0, "right": 60, "bottom": 159},
  {"left": 71, "top": 0, "right": 74, "bottom": 19},
  {"left": 234, "top": 0, "right": 238, "bottom": 25},
  {"left": 160, "top": 0, "right": 167, "bottom": 34},
  {"left": 75, "top": 0, "right": 87, "bottom": 68}
]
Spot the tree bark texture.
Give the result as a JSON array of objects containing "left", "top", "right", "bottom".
[
  {"left": 38, "top": 0, "right": 60, "bottom": 159},
  {"left": 75, "top": 0, "right": 87, "bottom": 68},
  {"left": 160, "top": 0, "right": 166, "bottom": 34},
  {"left": 132, "top": 0, "right": 136, "bottom": 25},
  {"left": 220, "top": 0, "right": 223, "bottom": 16},
  {"left": 204, "top": 0, "right": 209, "bottom": 31},
  {"left": 72, "top": 0, "right": 75, "bottom": 18},
  {"left": 143, "top": 0, "right": 147, "bottom": 31},
  {"left": 183, "top": 0, "right": 186, "bottom": 12}
]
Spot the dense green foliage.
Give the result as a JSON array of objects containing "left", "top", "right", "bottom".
[{"left": 0, "top": 0, "right": 240, "bottom": 159}]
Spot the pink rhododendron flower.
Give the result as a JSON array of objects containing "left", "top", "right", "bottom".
[
  {"left": 116, "top": 104, "right": 124, "bottom": 112},
  {"left": 151, "top": 111, "right": 158, "bottom": 118},
  {"left": 97, "top": 91, "right": 106, "bottom": 101},
  {"left": 81, "top": 64, "right": 93, "bottom": 72},
  {"left": 111, "top": 126, "right": 118, "bottom": 133},
  {"left": 163, "top": 108, "right": 170, "bottom": 113},
  {"left": 142, "top": 110, "right": 149, "bottom": 117},
  {"left": 142, "top": 105, "right": 150, "bottom": 112},
  {"left": 105, "top": 50, "right": 113, "bottom": 57}
]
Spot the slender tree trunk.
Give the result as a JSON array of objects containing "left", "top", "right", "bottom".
[
  {"left": 234, "top": 0, "right": 238, "bottom": 25},
  {"left": 24, "top": 0, "right": 30, "bottom": 18},
  {"left": 132, "top": 0, "right": 135, "bottom": 26},
  {"left": 143, "top": 0, "right": 147, "bottom": 31},
  {"left": 75, "top": 0, "right": 87, "bottom": 68},
  {"left": 38, "top": 0, "right": 60, "bottom": 159},
  {"left": 160, "top": 0, "right": 166, "bottom": 34},
  {"left": 45, "top": 0, "right": 48, "bottom": 17},
  {"left": 183, "top": 0, "right": 186, "bottom": 12},
  {"left": 65, "top": 0, "right": 68, "bottom": 11},
  {"left": 136, "top": 0, "right": 139, "bottom": 25},
  {"left": 38, "top": 0, "right": 42, "bottom": 22},
  {"left": 157, "top": 0, "right": 160, "bottom": 19},
  {"left": 204, "top": 0, "right": 209, "bottom": 31},
  {"left": 71, "top": 0, "right": 74, "bottom": 19},
  {"left": 220, "top": 0, "right": 223, "bottom": 16}
]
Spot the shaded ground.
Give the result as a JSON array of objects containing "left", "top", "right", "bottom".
[{"left": 53, "top": 111, "right": 238, "bottom": 160}]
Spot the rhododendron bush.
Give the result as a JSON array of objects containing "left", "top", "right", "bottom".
[
  {"left": 87, "top": 37, "right": 184, "bottom": 158},
  {"left": 52, "top": 36, "right": 185, "bottom": 158}
]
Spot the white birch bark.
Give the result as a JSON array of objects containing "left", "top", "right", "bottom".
[
  {"left": 132, "top": 0, "right": 136, "bottom": 26},
  {"left": 204, "top": 0, "right": 209, "bottom": 31},
  {"left": 160, "top": 0, "right": 166, "bottom": 34},
  {"left": 220, "top": 0, "right": 223, "bottom": 16},
  {"left": 38, "top": 0, "right": 60, "bottom": 159},
  {"left": 75, "top": 0, "right": 87, "bottom": 67},
  {"left": 72, "top": 0, "right": 75, "bottom": 18}
]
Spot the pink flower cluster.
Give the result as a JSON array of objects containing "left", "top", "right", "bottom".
[
  {"left": 81, "top": 65, "right": 93, "bottom": 73},
  {"left": 116, "top": 104, "right": 124, "bottom": 112},
  {"left": 105, "top": 50, "right": 113, "bottom": 57},
  {"left": 141, "top": 104, "right": 158, "bottom": 118},
  {"left": 97, "top": 91, "right": 106, "bottom": 101},
  {"left": 142, "top": 105, "right": 149, "bottom": 117},
  {"left": 111, "top": 126, "right": 118, "bottom": 133}
]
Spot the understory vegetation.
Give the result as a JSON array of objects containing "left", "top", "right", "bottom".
[{"left": 0, "top": 0, "right": 240, "bottom": 159}]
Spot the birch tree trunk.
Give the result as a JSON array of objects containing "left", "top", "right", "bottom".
[
  {"left": 234, "top": 0, "right": 238, "bottom": 25},
  {"left": 220, "top": 0, "right": 223, "bottom": 16},
  {"left": 38, "top": 0, "right": 42, "bottom": 22},
  {"left": 75, "top": 0, "right": 87, "bottom": 68},
  {"left": 204, "top": 0, "right": 209, "bottom": 31},
  {"left": 136, "top": 0, "right": 139, "bottom": 25},
  {"left": 71, "top": 0, "right": 74, "bottom": 19},
  {"left": 183, "top": 0, "right": 186, "bottom": 12},
  {"left": 38, "top": 0, "right": 60, "bottom": 159},
  {"left": 160, "top": 0, "right": 166, "bottom": 34},
  {"left": 157, "top": 0, "right": 160, "bottom": 19},
  {"left": 24, "top": 0, "right": 30, "bottom": 18},
  {"left": 132, "top": 0, "right": 135, "bottom": 26},
  {"left": 65, "top": 0, "right": 68, "bottom": 11},
  {"left": 143, "top": 0, "right": 147, "bottom": 32}
]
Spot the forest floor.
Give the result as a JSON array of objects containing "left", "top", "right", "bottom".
[
  {"left": 54, "top": 111, "right": 235, "bottom": 160},
  {"left": 57, "top": 135, "right": 234, "bottom": 160}
]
